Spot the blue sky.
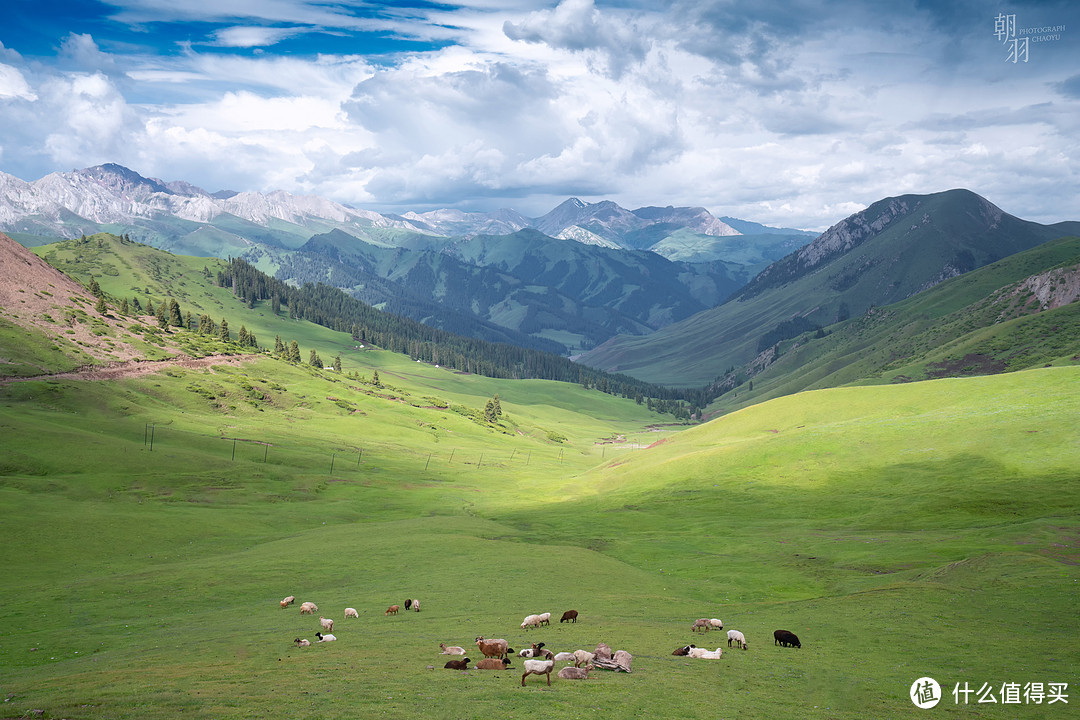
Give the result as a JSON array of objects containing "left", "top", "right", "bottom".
[{"left": 1, "top": 0, "right": 1077, "bottom": 229}]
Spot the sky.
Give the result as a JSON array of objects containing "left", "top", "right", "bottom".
[{"left": 0, "top": 0, "right": 1077, "bottom": 231}]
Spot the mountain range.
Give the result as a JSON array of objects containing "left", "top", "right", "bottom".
[{"left": 0, "top": 164, "right": 812, "bottom": 354}]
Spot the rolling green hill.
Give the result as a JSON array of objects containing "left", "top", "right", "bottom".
[
  {"left": 578, "top": 189, "right": 1080, "bottom": 387},
  {"left": 1, "top": 225, "right": 1078, "bottom": 720}
]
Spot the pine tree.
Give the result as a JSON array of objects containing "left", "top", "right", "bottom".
[
  {"left": 484, "top": 399, "right": 497, "bottom": 423},
  {"left": 274, "top": 335, "right": 285, "bottom": 356},
  {"left": 87, "top": 275, "right": 103, "bottom": 298},
  {"left": 372, "top": 370, "right": 381, "bottom": 387},
  {"left": 309, "top": 350, "right": 323, "bottom": 368},
  {"left": 288, "top": 341, "right": 301, "bottom": 363},
  {"left": 492, "top": 394, "right": 502, "bottom": 417},
  {"left": 218, "top": 319, "right": 230, "bottom": 343},
  {"left": 333, "top": 355, "right": 342, "bottom": 372},
  {"left": 145, "top": 299, "right": 155, "bottom": 316},
  {"left": 168, "top": 298, "right": 183, "bottom": 327},
  {"left": 119, "top": 297, "right": 130, "bottom": 315},
  {"left": 156, "top": 300, "right": 168, "bottom": 328},
  {"left": 238, "top": 325, "right": 250, "bottom": 347},
  {"left": 95, "top": 297, "right": 107, "bottom": 315},
  {"left": 131, "top": 297, "right": 142, "bottom": 312}
]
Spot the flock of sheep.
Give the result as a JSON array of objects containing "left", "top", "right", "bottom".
[{"left": 282, "top": 595, "right": 802, "bottom": 687}]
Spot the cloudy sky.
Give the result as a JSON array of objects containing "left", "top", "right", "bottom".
[{"left": 0, "top": 0, "right": 1077, "bottom": 230}]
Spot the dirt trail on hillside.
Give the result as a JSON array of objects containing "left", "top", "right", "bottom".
[{"left": 0, "top": 354, "right": 252, "bottom": 385}]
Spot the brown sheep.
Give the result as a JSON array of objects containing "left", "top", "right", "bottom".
[
  {"left": 559, "top": 609, "right": 578, "bottom": 623},
  {"left": 475, "top": 636, "right": 513, "bottom": 659},
  {"left": 443, "top": 657, "right": 470, "bottom": 670},
  {"left": 476, "top": 658, "right": 512, "bottom": 670},
  {"left": 558, "top": 666, "right": 591, "bottom": 680},
  {"left": 280, "top": 596, "right": 295, "bottom": 609},
  {"left": 299, "top": 601, "right": 318, "bottom": 615},
  {"left": 385, "top": 604, "right": 400, "bottom": 616}
]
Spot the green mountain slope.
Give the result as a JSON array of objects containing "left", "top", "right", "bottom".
[{"left": 578, "top": 189, "right": 1077, "bottom": 387}]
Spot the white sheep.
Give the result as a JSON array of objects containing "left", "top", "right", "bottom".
[
  {"left": 412, "top": 598, "right": 421, "bottom": 612},
  {"left": 553, "top": 651, "right": 576, "bottom": 662},
  {"left": 572, "top": 649, "right": 595, "bottom": 668},
  {"left": 293, "top": 637, "right": 310, "bottom": 647},
  {"left": 558, "top": 665, "right": 591, "bottom": 679},
  {"left": 439, "top": 643, "right": 467, "bottom": 655},
  {"left": 315, "top": 632, "right": 336, "bottom": 642},
  {"left": 708, "top": 618, "right": 724, "bottom": 631},
  {"left": 727, "top": 629, "right": 747, "bottom": 650},
  {"left": 688, "top": 646, "right": 723, "bottom": 659},
  {"left": 319, "top": 617, "right": 334, "bottom": 632},
  {"left": 280, "top": 595, "right": 295, "bottom": 608},
  {"left": 521, "top": 614, "right": 541, "bottom": 630},
  {"left": 537, "top": 612, "right": 551, "bottom": 626},
  {"left": 299, "top": 601, "right": 318, "bottom": 615},
  {"left": 344, "top": 607, "right": 359, "bottom": 619},
  {"left": 521, "top": 658, "right": 555, "bottom": 686}
]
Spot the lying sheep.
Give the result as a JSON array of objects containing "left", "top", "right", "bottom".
[
  {"left": 521, "top": 614, "right": 541, "bottom": 630},
  {"left": 443, "top": 657, "right": 470, "bottom": 670},
  {"left": 344, "top": 608, "right": 359, "bottom": 619},
  {"left": 671, "top": 645, "right": 694, "bottom": 656},
  {"left": 518, "top": 643, "right": 553, "bottom": 659},
  {"left": 476, "top": 658, "right": 512, "bottom": 670},
  {"left": 554, "top": 651, "right": 576, "bottom": 662},
  {"left": 293, "top": 637, "right": 310, "bottom": 647},
  {"left": 319, "top": 617, "right": 334, "bottom": 632},
  {"left": 560, "top": 609, "right": 578, "bottom": 623},
  {"left": 521, "top": 658, "right": 555, "bottom": 686},
  {"left": 385, "top": 605, "right": 400, "bottom": 616},
  {"left": 688, "top": 646, "right": 723, "bottom": 659},
  {"left": 727, "top": 630, "right": 747, "bottom": 650},
  {"left": 280, "top": 596, "right": 295, "bottom": 609},
  {"left": 558, "top": 666, "right": 591, "bottom": 680},
  {"left": 475, "top": 637, "right": 513, "bottom": 659},
  {"left": 300, "top": 602, "right": 318, "bottom": 615},
  {"left": 440, "top": 643, "right": 467, "bottom": 655},
  {"left": 315, "top": 632, "right": 336, "bottom": 642}
]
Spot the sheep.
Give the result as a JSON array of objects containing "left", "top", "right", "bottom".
[
  {"left": 293, "top": 637, "right": 310, "bottom": 647},
  {"left": 773, "top": 629, "right": 801, "bottom": 648},
  {"left": 520, "top": 614, "right": 541, "bottom": 630},
  {"left": 280, "top": 595, "right": 295, "bottom": 609},
  {"left": 439, "top": 643, "right": 467, "bottom": 655},
  {"left": 559, "top": 610, "right": 578, "bottom": 623},
  {"left": 475, "top": 637, "right": 513, "bottom": 659},
  {"left": 344, "top": 608, "right": 359, "bottom": 619},
  {"left": 671, "top": 645, "right": 694, "bottom": 656},
  {"left": 299, "top": 602, "right": 318, "bottom": 615},
  {"left": 385, "top": 604, "right": 400, "bottom": 616},
  {"left": 319, "top": 617, "right": 334, "bottom": 632},
  {"left": 708, "top": 618, "right": 724, "bottom": 631},
  {"left": 558, "top": 666, "right": 591, "bottom": 680},
  {"left": 727, "top": 630, "right": 748, "bottom": 650},
  {"left": 521, "top": 659, "right": 555, "bottom": 686},
  {"left": 315, "top": 632, "right": 336, "bottom": 642},
  {"left": 476, "top": 658, "right": 512, "bottom": 670},
  {"left": 519, "top": 643, "right": 553, "bottom": 660},
  {"left": 688, "top": 646, "right": 723, "bottom": 659},
  {"left": 412, "top": 598, "right": 420, "bottom": 612},
  {"left": 572, "top": 649, "right": 595, "bottom": 668},
  {"left": 443, "top": 657, "right": 470, "bottom": 670},
  {"left": 554, "top": 651, "right": 576, "bottom": 662},
  {"left": 405, "top": 599, "right": 413, "bottom": 611},
  {"left": 537, "top": 612, "right": 551, "bottom": 626},
  {"left": 691, "top": 618, "right": 710, "bottom": 633}
]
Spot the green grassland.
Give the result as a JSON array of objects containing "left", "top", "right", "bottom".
[{"left": 1, "top": 234, "right": 1078, "bottom": 719}]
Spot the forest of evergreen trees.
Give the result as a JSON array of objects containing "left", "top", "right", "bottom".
[{"left": 218, "top": 258, "right": 712, "bottom": 418}]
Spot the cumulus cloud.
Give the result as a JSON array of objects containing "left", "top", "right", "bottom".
[{"left": 0, "top": 64, "right": 37, "bottom": 101}]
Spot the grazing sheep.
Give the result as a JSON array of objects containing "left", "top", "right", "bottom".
[
  {"left": 559, "top": 610, "right": 579, "bottom": 623},
  {"left": 300, "top": 602, "right": 318, "bottom": 615},
  {"left": 554, "top": 651, "right": 576, "bottom": 662},
  {"left": 708, "top": 618, "right": 724, "bottom": 631},
  {"left": 385, "top": 605, "right": 400, "bottom": 616},
  {"left": 688, "top": 647, "right": 723, "bottom": 659},
  {"left": 572, "top": 649, "right": 595, "bottom": 668},
  {"left": 476, "top": 658, "right": 513, "bottom": 670},
  {"left": 315, "top": 632, "right": 336, "bottom": 642},
  {"left": 691, "top": 618, "right": 710, "bottom": 633},
  {"left": 773, "top": 629, "right": 801, "bottom": 648},
  {"left": 520, "top": 614, "right": 541, "bottom": 630},
  {"left": 440, "top": 643, "right": 467, "bottom": 655},
  {"left": 344, "top": 608, "right": 359, "bottom": 619},
  {"left": 521, "top": 659, "right": 555, "bottom": 686},
  {"left": 293, "top": 637, "right": 310, "bottom": 647},
  {"left": 405, "top": 599, "right": 412, "bottom": 611},
  {"left": 443, "top": 657, "right": 470, "bottom": 670},
  {"left": 280, "top": 596, "right": 295, "bottom": 609},
  {"left": 412, "top": 598, "right": 420, "bottom": 612},
  {"left": 537, "top": 612, "right": 550, "bottom": 626},
  {"left": 558, "top": 666, "right": 591, "bottom": 680},
  {"left": 475, "top": 637, "right": 513, "bottom": 659},
  {"left": 727, "top": 630, "right": 747, "bottom": 650},
  {"left": 319, "top": 617, "right": 334, "bottom": 632},
  {"left": 671, "top": 645, "right": 694, "bottom": 656}
]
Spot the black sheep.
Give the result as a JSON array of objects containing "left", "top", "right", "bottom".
[
  {"left": 444, "top": 657, "right": 471, "bottom": 669},
  {"left": 773, "top": 629, "right": 801, "bottom": 648}
]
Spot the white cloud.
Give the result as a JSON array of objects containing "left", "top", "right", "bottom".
[
  {"left": 207, "top": 26, "right": 310, "bottom": 48},
  {"left": 0, "top": 63, "right": 37, "bottom": 100}
]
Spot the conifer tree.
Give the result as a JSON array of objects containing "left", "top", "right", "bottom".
[
  {"left": 333, "top": 355, "right": 342, "bottom": 372},
  {"left": 131, "top": 297, "right": 142, "bottom": 313},
  {"left": 168, "top": 298, "right": 183, "bottom": 327},
  {"left": 492, "top": 394, "right": 502, "bottom": 417},
  {"left": 238, "top": 326, "right": 250, "bottom": 347},
  {"left": 372, "top": 370, "right": 381, "bottom": 387},
  {"left": 288, "top": 341, "right": 301, "bottom": 363},
  {"left": 87, "top": 275, "right": 103, "bottom": 298},
  {"left": 95, "top": 297, "right": 107, "bottom": 315},
  {"left": 145, "top": 298, "right": 155, "bottom": 316},
  {"left": 119, "top": 297, "right": 130, "bottom": 315},
  {"left": 309, "top": 350, "right": 323, "bottom": 368},
  {"left": 274, "top": 335, "right": 285, "bottom": 356},
  {"left": 219, "top": 318, "right": 230, "bottom": 343},
  {"left": 156, "top": 300, "right": 168, "bottom": 328}
]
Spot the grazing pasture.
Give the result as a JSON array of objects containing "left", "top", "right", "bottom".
[{"left": 0, "top": 352, "right": 1077, "bottom": 719}]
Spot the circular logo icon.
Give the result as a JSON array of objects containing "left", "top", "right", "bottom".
[{"left": 910, "top": 677, "right": 942, "bottom": 709}]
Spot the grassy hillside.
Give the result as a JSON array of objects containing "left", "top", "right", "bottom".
[{"left": 1, "top": 231, "right": 1077, "bottom": 719}]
